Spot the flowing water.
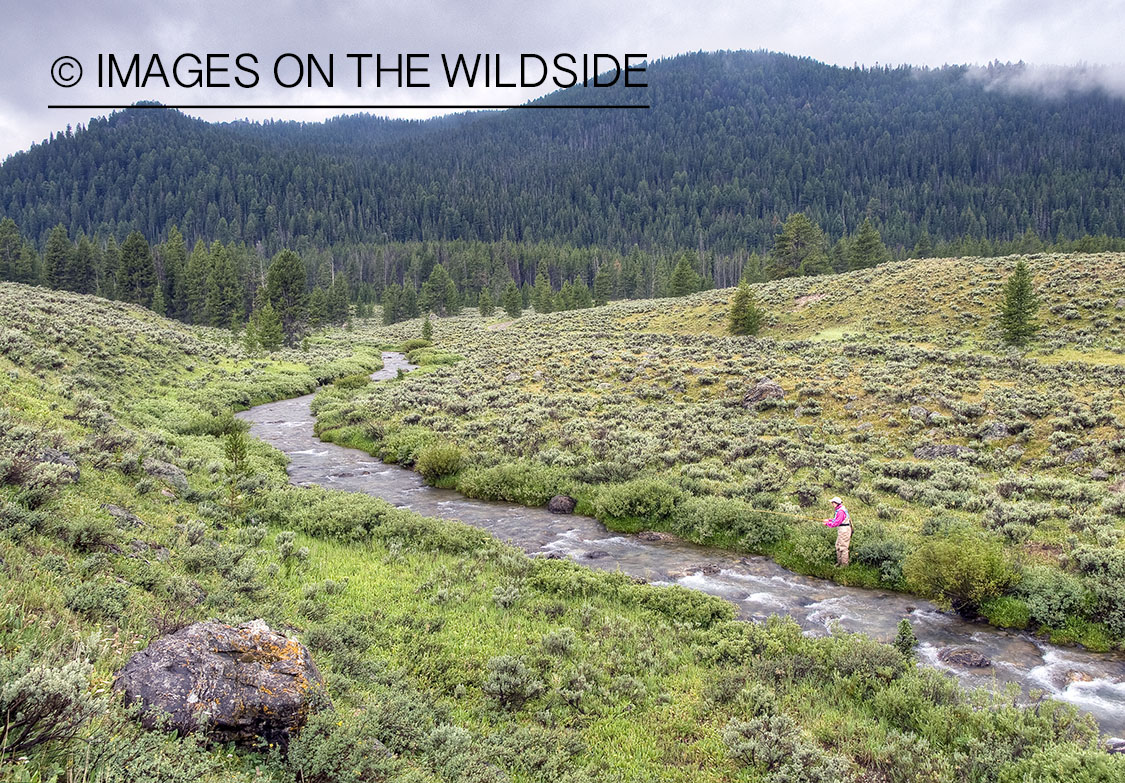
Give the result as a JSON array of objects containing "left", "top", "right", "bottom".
[{"left": 238, "top": 352, "right": 1125, "bottom": 738}]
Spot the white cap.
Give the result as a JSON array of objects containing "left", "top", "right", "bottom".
[{"left": 830, "top": 497, "right": 843, "bottom": 505}]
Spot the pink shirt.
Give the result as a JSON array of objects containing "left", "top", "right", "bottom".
[{"left": 825, "top": 505, "right": 850, "bottom": 527}]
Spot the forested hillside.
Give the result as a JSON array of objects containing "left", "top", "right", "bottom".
[{"left": 4, "top": 51, "right": 1125, "bottom": 257}]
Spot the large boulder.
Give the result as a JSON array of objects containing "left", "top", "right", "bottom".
[
  {"left": 547, "top": 494, "right": 577, "bottom": 514},
  {"left": 743, "top": 377, "right": 785, "bottom": 407},
  {"left": 114, "top": 619, "right": 326, "bottom": 746}
]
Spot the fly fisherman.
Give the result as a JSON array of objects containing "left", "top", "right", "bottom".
[{"left": 823, "top": 496, "right": 852, "bottom": 567}]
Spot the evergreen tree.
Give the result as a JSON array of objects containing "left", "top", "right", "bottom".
[
  {"left": 667, "top": 252, "right": 701, "bottom": 296},
  {"left": 265, "top": 249, "right": 308, "bottom": 342},
  {"left": 848, "top": 218, "right": 889, "bottom": 270},
  {"left": 912, "top": 231, "right": 933, "bottom": 259},
  {"left": 117, "top": 230, "right": 156, "bottom": 306},
  {"left": 728, "top": 280, "right": 765, "bottom": 336},
  {"left": 72, "top": 234, "right": 98, "bottom": 295},
  {"left": 443, "top": 277, "right": 461, "bottom": 316},
  {"left": 151, "top": 283, "right": 166, "bottom": 315},
  {"left": 253, "top": 299, "right": 284, "bottom": 351},
  {"left": 422, "top": 315, "right": 433, "bottom": 341},
  {"left": 185, "top": 240, "right": 211, "bottom": 324},
  {"left": 308, "top": 287, "right": 329, "bottom": 327},
  {"left": 502, "top": 279, "right": 522, "bottom": 317},
  {"left": 44, "top": 224, "right": 74, "bottom": 291},
  {"left": 893, "top": 619, "right": 918, "bottom": 657},
  {"left": 769, "top": 213, "right": 828, "bottom": 278},
  {"left": 572, "top": 278, "right": 593, "bottom": 309},
  {"left": 478, "top": 288, "right": 495, "bottom": 317},
  {"left": 0, "top": 219, "right": 37, "bottom": 284},
  {"left": 100, "top": 236, "right": 120, "bottom": 298},
  {"left": 593, "top": 264, "right": 612, "bottom": 306},
  {"left": 382, "top": 283, "right": 402, "bottom": 325},
  {"left": 204, "top": 243, "right": 242, "bottom": 328},
  {"left": 533, "top": 260, "right": 553, "bottom": 313},
  {"left": 999, "top": 260, "right": 1039, "bottom": 346},
  {"left": 400, "top": 282, "right": 419, "bottom": 319},
  {"left": 162, "top": 225, "right": 188, "bottom": 319},
  {"left": 328, "top": 275, "right": 350, "bottom": 323}
]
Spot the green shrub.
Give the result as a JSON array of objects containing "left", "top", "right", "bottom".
[
  {"left": 286, "top": 707, "right": 395, "bottom": 783},
  {"left": 594, "top": 478, "right": 684, "bottom": 529},
  {"left": 674, "top": 496, "right": 789, "bottom": 549},
  {"left": 980, "top": 596, "right": 1031, "bottom": 629},
  {"left": 406, "top": 347, "right": 463, "bottom": 366},
  {"left": 63, "top": 580, "right": 128, "bottom": 620},
  {"left": 482, "top": 656, "right": 544, "bottom": 711},
  {"left": 903, "top": 535, "right": 1018, "bottom": 612},
  {"left": 378, "top": 426, "right": 436, "bottom": 466},
  {"left": 1016, "top": 566, "right": 1089, "bottom": 629},
  {"left": 851, "top": 527, "right": 909, "bottom": 585},
  {"left": 332, "top": 373, "right": 370, "bottom": 390},
  {"left": 399, "top": 338, "right": 431, "bottom": 352},
  {"left": 0, "top": 652, "right": 102, "bottom": 756},
  {"left": 415, "top": 442, "right": 465, "bottom": 481},
  {"left": 457, "top": 462, "right": 561, "bottom": 506}
]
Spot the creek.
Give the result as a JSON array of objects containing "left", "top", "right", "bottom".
[{"left": 237, "top": 351, "right": 1125, "bottom": 738}]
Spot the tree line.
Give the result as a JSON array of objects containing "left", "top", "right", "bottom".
[{"left": 4, "top": 213, "right": 1123, "bottom": 338}]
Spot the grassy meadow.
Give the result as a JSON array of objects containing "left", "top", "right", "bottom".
[
  {"left": 1, "top": 267, "right": 1124, "bottom": 782},
  {"left": 316, "top": 254, "right": 1125, "bottom": 651}
]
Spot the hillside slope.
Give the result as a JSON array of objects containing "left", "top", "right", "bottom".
[
  {"left": 3, "top": 280, "right": 1123, "bottom": 780},
  {"left": 318, "top": 253, "right": 1125, "bottom": 648},
  {"left": 3, "top": 52, "right": 1125, "bottom": 252}
]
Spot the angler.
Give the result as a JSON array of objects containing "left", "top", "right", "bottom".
[{"left": 822, "top": 496, "right": 852, "bottom": 567}]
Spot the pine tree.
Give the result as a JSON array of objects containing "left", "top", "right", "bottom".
[
  {"left": 400, "top": 282, "right": 419, "bottom": 318},
  {"left": 265, "top": 249, "right": 308, "bottom": 342},
  {"left": 593, "top": 264, "right": 612, "bottom": 306},
  {"left": 893, "top": 619, "right": 918, "bottom": 657},
  {"left": 162, "top": 225, "right": 188, "bottom": 319},
  {"left": 912, "top": 231, "right": 933, "bottom": 259},
  {"left": 254, "top": 299, "right": 284, "bottom": 351},
  {"left": 117, "top": 231, "right": 156, "bottom": 306},
  {"left": 999, "top": 260, "right": 1038, "bottom": 346},
  {"left": 100, "top": 237, "right": 119, "bottom": 298},
  {"left": 502, "top": 279, "right": 522, "bottom": 317},
  {"left": 769, "top": 213, "right": 828, "bottom": 278},
  {"left": 667, "top": 252, "right": 701, "bottom": 296},
  {"left": 728, "top": 280, "right": 765, "bottom": 335},
  {"left": 0, "top": 218, "right": 19, "bottom": 281},
  {"left": 151, "top": 284, "right": 166, "bottom": 315},
  {"left": 478, "top": 288, "right": 495, "bottom": 317},
  {"left": 72, "top": 234, "right": 98, "bottom": 295},
  {"left": 185, "top": 240, "right": 212, "bottom": 324},
  {"left": 204, "top": 243, "right": 242, "bottom": 328},
  {"left": 533, "top": 260, "right": 553, "bottom": 313},
  {"left": 44, "top": 224, "right": 74, "bottom": 291},
  {"left": 422, "top": 315, "right": 433, "bottom": 341},
  {"left": 848, "top": 218, "right": 889, "bottom": 270},
  {"left": 308, "top": 287, "right": 329, "bottom": 328},
  {"left": 329, "top": 275, "right": 350, "bottom": 323},
  {"left": 382, "top": 283, "right": 402, "bottom": 325}
]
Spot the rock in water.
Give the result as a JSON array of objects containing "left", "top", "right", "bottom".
[
  {"left": 114, "top": 619, "right": 326, "bottom": 746},
  {"left": 937, "top": 647, "right": 992, "bottom": 668},
  {"left": 547, "top": 494, "right": 577, "bottom": 514}
]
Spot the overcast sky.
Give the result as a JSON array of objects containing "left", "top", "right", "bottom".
[{"left": 3, "top": 0, "right": 1124, "bottom": 160}]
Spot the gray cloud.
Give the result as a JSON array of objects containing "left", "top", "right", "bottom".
[
  {"left": 3, "top": 0, "right": 1125, "bottom": 160},
  {"left": 965, "top": 62, "right": 1125, "bottom": 99}
]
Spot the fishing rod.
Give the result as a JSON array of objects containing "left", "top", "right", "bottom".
[{"left": 743, "top": 507, "right": 824, "bottom": 523}]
